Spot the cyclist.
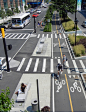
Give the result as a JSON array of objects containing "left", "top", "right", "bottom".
[{"left": 57, "top": 63, "right": 63, "bottom": 79}]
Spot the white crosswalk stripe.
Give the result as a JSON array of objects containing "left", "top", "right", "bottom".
[
  {"left": 79, "top": 60, "right": 86, "bottom": 73},
  {"left": 25, "top": 58, "right": 32, "bottom": 71},
  {"left": 66, "top": 61, "right": 71, "bottom": 74},
  {"left": 37, "top": 34, "right": 40, "bottom": 38},
  {"left": 55, "top": 33, "right": 57, "bottom": 38},
  {"left": 17, "top": 58, "right": 26, "bottom": 71},
  {"left": 33, "top": 58, "right": 39, "bottom": 72},
  {"left": 59, "top": 34, "right": 62, "bottom": 39},
  {"left": 72, "top": 60, "right": 79, "bottom": 73},
  {"left": 42, "top": 58, "right": 46, "bottom": 72}
]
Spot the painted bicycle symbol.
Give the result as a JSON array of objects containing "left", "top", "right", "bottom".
[
  {"left": 55, "top": 80, "right": 65, "bottom": 92},
  {"left": 70, "top": 81, "right": 81, "bottom": 92}
]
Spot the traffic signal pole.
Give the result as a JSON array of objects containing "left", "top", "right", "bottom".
[{"left": 1, "top": 28, "right": 10, "bottom": 72}]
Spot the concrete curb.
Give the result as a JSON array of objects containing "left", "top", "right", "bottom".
[{"left": 80, "top": 73, "right": 86, "bottom": 90}]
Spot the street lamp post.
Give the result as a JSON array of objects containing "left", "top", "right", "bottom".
[
  {"left": 74, "top": 0, "right": 78, "bottom": 45},
  {"left": 34, "top": 16, "right": 36, "bottom": 33}
]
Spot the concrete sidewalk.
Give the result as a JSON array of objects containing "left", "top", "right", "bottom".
[{"left": 10, "top": 73, "right": 51, "bottom": 112}]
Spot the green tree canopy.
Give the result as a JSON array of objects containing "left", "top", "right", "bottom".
[
  {"left": 0, "top": 9, "right": 6, "bottom": 19},
  {"left": 6, "top": 9, "right": 14, "bottom": 16}
]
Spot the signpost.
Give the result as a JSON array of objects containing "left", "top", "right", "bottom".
[{"left": 1, "top": 28, "right": 10, "bottom": 72}]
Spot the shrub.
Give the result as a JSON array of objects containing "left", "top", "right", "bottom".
[
  {"left": 68, "top": 34, "right": 79, "bottom": 45},
  {"left": 43, "top": 23, "right": 52, "bottom": 32},
  {"left": 76, "top": 38, "right": 86, "bottom": 48},
  {"left": 73, "top": 44, "right": 85, "bottom": 57},
  {"left": 0, "top": 87, "right": 14, "bottom": 111}
]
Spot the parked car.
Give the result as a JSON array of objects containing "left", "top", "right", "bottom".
[
  {"left": 43, "top": 5, "right": 47, "bottom": 8},
  {"left": 32, "top": 13, "right": 39, "bottom": 17},
  {"left": 82, "top": 21, "right": 86, "bottom": 27},
  {"left": 37, "top": 9, "right": 41, "bottom": 14},
  {"left": 4, "top": 20, "right": 12, "bottom": 28},
  {"left": 30, "top": 9, "right": 36, "bottom": 13}
]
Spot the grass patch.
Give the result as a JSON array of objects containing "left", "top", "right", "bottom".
[
  {"left": 62, "top": 17, "right": 79, "bottom": 31},
  {"left": 73, "top": 44, "right": 85, "bottom": 56}
]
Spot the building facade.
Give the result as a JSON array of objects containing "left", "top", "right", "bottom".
[{"left": 0, "top": 0, "right": 42, "bottom": 10}]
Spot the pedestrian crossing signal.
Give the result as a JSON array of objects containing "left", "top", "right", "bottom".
[{"left": 8, "top": 44, "right": 12, "bottom": 50}]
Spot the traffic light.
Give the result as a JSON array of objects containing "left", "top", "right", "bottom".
[{"left": 8, "top": 44, "right": 12, "bottom": 50}]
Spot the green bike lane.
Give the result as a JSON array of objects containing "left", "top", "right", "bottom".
[{"left": 51, "top": 12, "right": 86, "bottom": 112}]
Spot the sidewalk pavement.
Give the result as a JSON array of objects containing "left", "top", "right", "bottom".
[{"left": 10, "top": 74, "right": 51, "bottom": 112}]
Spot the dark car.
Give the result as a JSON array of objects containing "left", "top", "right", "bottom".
[{"left": 82, "top": 21, "right": 86, "bottom": 27}]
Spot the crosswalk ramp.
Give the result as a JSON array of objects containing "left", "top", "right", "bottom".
[{"left": 0, "top": 33, "right": 66, "bottom": 39}]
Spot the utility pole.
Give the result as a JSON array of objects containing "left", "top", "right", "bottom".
[{"left": 1, "top": 28, "right": 10, "bottom": 72}]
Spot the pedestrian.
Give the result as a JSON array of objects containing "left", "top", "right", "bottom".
[
  {"left": 38, "top": 21, "right": 40, "bottom": 27},
  {"left": 63, "top": 54, "right": 68, "bottom": 68},
  {"left": 40, "top": 21, "right": 42, "bottom": 28},
  {"left": 15, "top": 83, "right": 27, "bottom": 96}
]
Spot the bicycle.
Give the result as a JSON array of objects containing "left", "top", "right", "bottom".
[{"left": 57, "top": 69, "right": 63, "bottom": 81}]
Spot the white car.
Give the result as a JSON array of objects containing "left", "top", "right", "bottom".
[{"left": 37, "top": 9, "right": 41, "bottom": 14}]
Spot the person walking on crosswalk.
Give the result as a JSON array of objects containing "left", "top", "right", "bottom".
[{"left": 63, "top": 54, "right": 68, "bottom": 68}]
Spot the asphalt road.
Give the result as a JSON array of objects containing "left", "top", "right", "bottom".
[{"left": 68, "top": 11, "right": 86, "bottom": 31}]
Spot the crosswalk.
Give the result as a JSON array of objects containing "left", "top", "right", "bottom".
[
  {"left": 1, "top": 57, "right": 86, "bottom": 74},
  {"left": 0, "top": 33, "right": 65, "bottom": 39}
]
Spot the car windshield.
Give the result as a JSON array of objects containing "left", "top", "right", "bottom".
[{"left": 12, "top": 19, "right": 21, "bottom": 24}]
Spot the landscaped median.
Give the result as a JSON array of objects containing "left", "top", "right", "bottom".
[
  {"left": 43, "top": 22, "right": 52, "bottom": 32},
  {"left": 62, "top": 17, "right": 79, "bottom": 31},
  {"left": 68, "top": 34, "right": 86, "bottom": 57}
]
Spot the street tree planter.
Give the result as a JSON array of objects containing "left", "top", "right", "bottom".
[{"left": 80, "top": 73, "right": 86, "bottom": 90}]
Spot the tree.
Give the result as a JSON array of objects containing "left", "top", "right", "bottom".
[
  {"left": 24, "top": 5, "right": 28, "bottom": 10},
  {"left": 51, "top": 0, "right": 76, "bottom": 21},
  {"left": 6, "top": 9, "right": 14, "bottom": 16},
  {"left": 0, "top": 87, "right": 14, "bottom": 112},
  {"left": 28, "top": 4, "right": 31, "bottom": 9},
  {"left": 0, "top": 8, "right": 6, "bottom": 19}
]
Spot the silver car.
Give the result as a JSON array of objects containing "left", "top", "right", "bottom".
[{"left": 82, "top": 21, "right": 86, "bottom": 27}]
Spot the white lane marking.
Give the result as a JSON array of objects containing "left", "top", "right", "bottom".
[
  {"left": 37, "top": 34, "right": 40, "bottom": 38},
  {"left": 66, "top": 61, "right": 71, "bottom": 74},
  {"left": 52, "top": 73, "right": 55, "bottom": 112},
  {"left": 17, "top": 58, "right": 26, "bottom": 71},
  {"left": 72, "top": 60, "right": 79, "bottom": 73},
  {"left": 21, "top": 34, "right": 26, "bottom": 39},
  {"left": 42, "top": 58, "right": 46, "bottom": 72},
  {"left": 2, "top": 57, "right": 11, "bottom": 68},
  {"left": 59, "top": 34, "right": 61, "bottom": 39},
  {"left": 52, "top": 33, "right": 53, "bottom": 58},
  {"left": 8, "top": 34, "right": 15, "bottom": 38},
  {"left": 69, "top": 75, "right": 71, "bottom": 78},
  {"left": 46, "top": 34, "right": 49, "bottom": 38},
  {"left": 79, "top": 60, "right": 86, "bottom": 73},
  {"left": 73, "top": 75, "right": 75, "bottom": 78},
  {"left": 55, "top": 33, "right": 57, "bottom": 38},
  {"left": 25, "top": 34, "right": 30, "bottom": 39},
  {"left": 25, "top": 58, "right": 32, "bottom": 71},
  {"left": 50, "top": 59, "right": 53, "bottom": 73},
  {"left": 33, "top": 58, "right": 39, "bottom": 72},
  {"left": 64, "top": 33, "right": 72, "bottom": 59},
  {"left": 51, "top": 33, "right": 52, "bottom": 38}
]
